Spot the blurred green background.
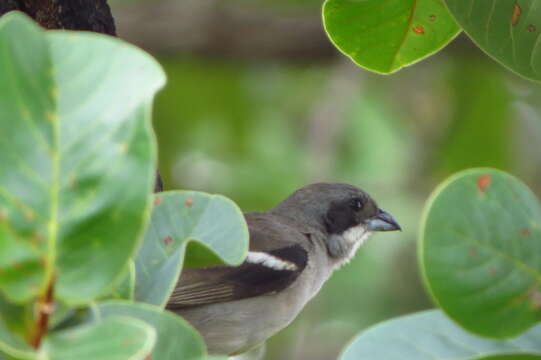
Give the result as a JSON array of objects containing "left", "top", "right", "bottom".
[{"left": 111, "top": 1, "right": 541, "bottom": 359}]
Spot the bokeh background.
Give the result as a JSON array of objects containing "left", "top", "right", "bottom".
[{"left": 110, "top": 1, "right": 541, "bottom": 359}]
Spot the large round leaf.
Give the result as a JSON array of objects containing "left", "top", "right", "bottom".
[
  {"left": 43, "top": 316, "right": 156, "bottom": 360},
  {"left": 340, "top": 310, "right": 541, "bottom": 360},
  {"left": 420, "top": 168, "right": 541, "bottom": 338},
  {"left": 445, "top": 0, "right": 541, "bottom": 82},
  {"left": 134, "top": 191, "right": 248, "bottom": 307},
  {"left": 95, "top": 301, "right": 205, "bottom": 360},
  {"left": 323, "top": 0, "right": 461, "bottom": 74},
  {"left": 0, "top": 12, "right": 165, "bottom": 304}
]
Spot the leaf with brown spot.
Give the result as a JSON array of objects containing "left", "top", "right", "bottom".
[
  {"left": 512, "top": 2, "right": 522, "bottom": 26},
  {"left": 134, "top": 191, "right": 248, "bottom": 307},
  {"left": 0, "top": 12, "right": 165, "bottom": 304},
  {"left": 412, "top": 25, "right": 425, "bottom": 34},
  {"left": 477, "top": 174, "right": 491, "bottom": 192},
  {"left": 323, "top": 0, "right": 460, "bottom": 74},
  {"left": 421, "top": 168, "right": 541, "bottom": 338},
  {"left": 445, "top": 0, "right": 541, "bottom": 82}
]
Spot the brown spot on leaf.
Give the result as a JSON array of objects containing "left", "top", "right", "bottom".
[
  {"left": 154, "top": 197, "right": 161, "bottom": 206},
  {"left": 429, "top": 15, "right": 436, "bottom": 21},
  {"left": 184, "top": 197, "right": 193, "bottom": 207},
  {"left": 145, "top": 354, "right": 152, "bottom": 360},
  {"left": 512, "top": 2, "right": 522, "bottom": 26},
  {"left": 477, "top": 175, "right": 491, "bottom": 192},
  {"left": 489, "top": 267, "right": 497, "bottom": 277},
  {"left": 0, "top": 209, "right": 6, "bottom": 221},
  {"left": 469, "top": 247, "right": 478, "bottom": 257},
  {"left": 412, "top": 25, "right": 425, "bottom": 34},
  {"left": 527, "top": 24, "right": 537, "bottom": 32},
  {"left": 521, "top": 228, "right": 530, "bottom": 236},
  {"left": 163, "top": 236, "right": 173, "bottom": 246}
]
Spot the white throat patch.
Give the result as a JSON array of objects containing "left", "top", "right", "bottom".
[
  {"left": 343, "top": 224, "right": 372, "bottom": 247},
  {"left": 335, "top": 224, "right": 372, "bottom": 268},
  {"left": 246, "top": 251, "right": 298, "bottom": 271}
]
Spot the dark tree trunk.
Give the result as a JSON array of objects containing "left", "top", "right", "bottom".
[
  {"left": 0, "top": 0, "right": 164, "bottom": 192},
  {"left": 0, "top": 0, "right": 116, "bottom": 34}
]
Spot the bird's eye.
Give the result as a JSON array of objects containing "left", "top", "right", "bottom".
[{"left": 351, "top": 198, "right": 363, "bottom": 211}]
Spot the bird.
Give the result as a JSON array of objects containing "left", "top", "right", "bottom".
[{"left": 166, "top": 183, "right": 401, "bottom": 356}]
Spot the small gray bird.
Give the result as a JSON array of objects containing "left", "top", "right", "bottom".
[{"left": 167, "top": 183, "right": 401, "bottom": 356}]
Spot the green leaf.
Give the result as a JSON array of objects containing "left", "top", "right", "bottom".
[
  {"left": 444, "top": 0, "right": 541, "bottom": 82},
  {"left": 42, "top": 316, "right": 156, "bottom": 360},
  {"left": 420, "top": 168, "right": 541, "bottom": 338},
  {"left": 109, "top": 261, "right": 136, "bottom": 301},
  {"left": 134, "top": 191, "right": 248, "bottom": 307},
  {"left": 340, "top": 310, "right": 541, "bottom": 360},
  {"left": 0, "top": 318, "right": 34, "bottom": 360},
  {"left": 0, "top": 12, "right": 165, "bottom": 304},
  {"left": 0, "top": 294, "right": 34, "bottom": 359},
  {"left": 94, "top": 301, "right": 206, "bottom": 360},
  {"left": 323, "top": 0, "right": 460, "bottom": 74}
]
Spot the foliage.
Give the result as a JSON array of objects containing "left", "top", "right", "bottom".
[
  {"left": 3, "top": 0, "right": 541, "bottom": 358},
  {"left": 323, "top": 0, "right": 541, "bottom": 81},
  {"left": 323, "top": 0, "right": 460, "bottom": 74},
  {"left": 445, "top": 0, "right": 541, "bottom": 82},
  {"left": 134, "top": 191, "right": 248, "bottom": 307},
  {"left": 323, "top": 1, "right": 541, "bottom": 357},
  {"left": 421, "top": 169, "right": 541, "bottom": 338},
  {"left": 340, "top": 310, "right": 541, "bottom": 360},
  {"left": 0, "top": 12, "right": 248, "bottom": 360},
  {"left": 340, "top": 169, "right": 541, "bottom": 358}
]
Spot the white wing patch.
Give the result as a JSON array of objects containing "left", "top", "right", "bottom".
[{"left": 246, "top": 251, "right": 298, "bottom": 271}]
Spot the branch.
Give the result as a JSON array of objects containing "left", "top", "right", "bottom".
[{"left": 0, "top": 0, "right": 116, "bottom": 34}]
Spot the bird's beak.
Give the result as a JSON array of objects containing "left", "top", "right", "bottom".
[{"left": 366, "top": 209, "right": 401, "bottom": 232}]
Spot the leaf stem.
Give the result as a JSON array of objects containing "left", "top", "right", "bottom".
[{"left": 30, "top": 278, "right": 55, "bottom": 349}]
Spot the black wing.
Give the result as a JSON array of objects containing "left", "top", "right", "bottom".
[{"left": 166, "top": 244, "right": 308, "bottom": 309}]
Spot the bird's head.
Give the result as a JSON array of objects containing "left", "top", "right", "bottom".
[{"left": 272, "top": 183, "right": 401, "bottom": 265}]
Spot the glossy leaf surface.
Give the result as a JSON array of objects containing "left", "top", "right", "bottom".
[{"left": 421, "top": 168, "right": 541, "bottom": 337}]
